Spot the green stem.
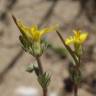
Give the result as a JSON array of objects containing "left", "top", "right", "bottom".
[
  {"left": 36, "top": 56, "right": 43, "bottom": 74},
  {"left": 35, "top": 56, "right": 47, "bottom": 96},
  {"left": 74, "top": 84, "right": 78, "bottom": 96},
  {"left": 74, "top": 56, "right": 80, "bottom": 96}
]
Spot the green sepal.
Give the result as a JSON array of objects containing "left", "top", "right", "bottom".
[
  {"left": 38, "top": 72, "right": 51, "bottom": 89},
  {"left": 32, "top": 42, "right": 42, "bottom": 57},
  {"left": 41, "top": 39, "right": 49, "bottom": 52},
  {"left": 19, "top": 35, "right": 32, "bottom": 52},
  {"left": 69, "top": 65, "right": 82, "bottom": 85},
  {"left": 74, "top": 43, "right": 83, "bottom": 56}
]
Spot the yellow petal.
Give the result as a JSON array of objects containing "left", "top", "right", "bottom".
[
  {"left": 40, "top": 24, "right": 59, "bottom": 37},
  {"left": 32, "top": 31, "right": 40, "bottom": 41},
  {"left": 31, "top": 24, "right": 38, "bottom": 32},
  {"left": 40, "top": 28, "right": 51, "bottom": 36},
  {"left": 12, "top": 16, "right": 30, "bottom": 36},
  {"left": 17, "top": 20, "right": 32, "bottom": 38},
  {"left": 30, "top": 25, "right": 38, "bottom": 39},
  {"left": 80, "top": 33, "right": 88, "bottom": 43},
  {"left": 17, "top": 21, "right": 29, "bottom": 32},
  {"left": 65, "top": 36, "right": 74, "bottom": 45}
]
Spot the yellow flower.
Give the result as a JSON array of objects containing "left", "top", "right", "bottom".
[
  {"left": 65, "top": 30, "right": 88, "bottom": 45},
  {"left": 12, "top": 15, "right": 57, "bottom": 42}
]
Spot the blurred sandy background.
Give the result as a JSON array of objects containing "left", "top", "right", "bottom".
[{"left": 0, "top": 0, "right": 96, "bottom": 96}]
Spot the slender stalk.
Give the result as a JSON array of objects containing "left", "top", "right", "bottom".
[
  {"left": 43, "top": 88, "right": 47, "bottom": 96},
  {"left": 74, "top": 84, "right": 78, "bottom": 96},
  {"left": 56, "top": 31, "right": 80, "bottom": 96},
  {"left": 35, "top": 56, "right": 47, "bottom": 96},
  {"left": 36, "top": 56, "right": 43, "bottom": 74},
  {"left": 73, "top": 56, "right": 80, "bottom": 96}
]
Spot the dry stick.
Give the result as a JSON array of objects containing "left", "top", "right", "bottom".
[
  {"left": 35, "top": 56, "right": 47, "bottom": 96},
  {"left": 56, "top": 31, "right": 79, "bottom": 96}
]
